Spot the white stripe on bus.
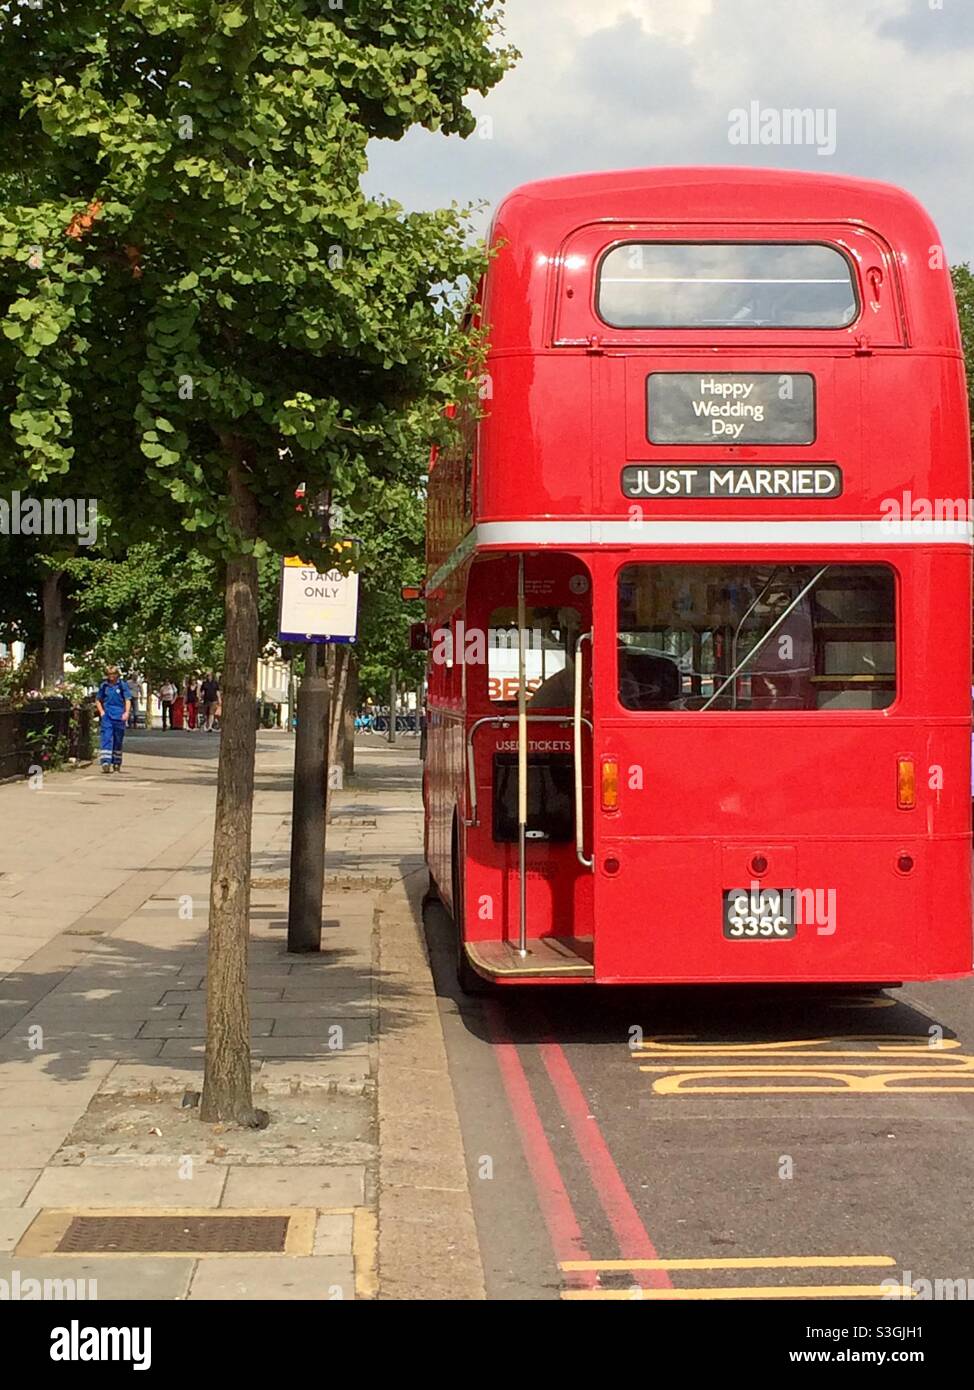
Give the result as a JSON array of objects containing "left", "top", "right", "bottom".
[{"left": 427, "top": 518, "right": 973, "bottom": 590}]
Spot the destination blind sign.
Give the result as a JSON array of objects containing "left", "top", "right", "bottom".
[
  {"left": 647, "top": 372, "right": 816, "bottom": 445},
  {"left": 622, "top": 464, "right": 842, "bottom": 499}
]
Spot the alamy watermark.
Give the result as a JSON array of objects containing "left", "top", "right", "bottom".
[
  {"left": 728, "top": 101, "right": 837, "bottom": 157},
  {"left": 882, "top": 1269, "right": 974, "bottom": 1300},
  {"left": 879, "top": 492, "right": 972, "bottom": 536},
  {"left": 727, "top": 883, "right": 837, "bottom": 937},
  {"left": 0, "top": 492, "right": 98, "bottom": 546},
  {"left": 1, "top": 1269, "right": 97, "bottom": 1300}
]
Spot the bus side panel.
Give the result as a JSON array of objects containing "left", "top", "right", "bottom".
[
  {"left": 920, "top": 835, "right": 974, "bottom": 977},
  {"left": 592, "top": 834, "right": 943, "bottom": 983},
  {"left": 593, "top": 719, "right": 971, "bottom": 983}
]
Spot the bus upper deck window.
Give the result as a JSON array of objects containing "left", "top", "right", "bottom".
[{"left": 598, "top": 242, "right": 858, "bottom": 329}]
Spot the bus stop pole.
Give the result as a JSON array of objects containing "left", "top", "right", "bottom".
[
  {"left": 517, "top": 554, "right": 528, "bottom": 957},
  {"left": 287, "top": 641, "right": 329, "bottom": 953}
]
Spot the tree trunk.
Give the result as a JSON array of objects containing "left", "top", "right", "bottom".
[
  {"left": 201, "top": 459, "right": 260, "bottom": 1126},
  {"left": 40, "top": 571, "right": 71, "bottom": 689},
  {"left": 343, "top": 657, "right": 358, "bottom": 779},
  {"left": 388, "top": 669, "right": 397, "bottom": 744}
]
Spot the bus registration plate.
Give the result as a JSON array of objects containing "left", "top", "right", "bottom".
[{"left": 723, "top": 888, "right": 797, "bottom": 940}]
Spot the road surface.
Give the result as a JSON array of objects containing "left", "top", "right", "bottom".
[{"left": 424, "top": 898, "right": 974, "bottom": 1303}]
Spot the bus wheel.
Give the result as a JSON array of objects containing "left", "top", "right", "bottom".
[{"left": 452, "top": 829, "right": 489, "bottom": 997}]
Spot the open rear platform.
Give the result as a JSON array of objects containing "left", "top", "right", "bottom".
[{"left": 466, "top": 936, "right": 594, "bottom": 980}]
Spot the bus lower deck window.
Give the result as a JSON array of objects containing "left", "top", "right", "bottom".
[
  {"left": 598, "top": 242, "right": 858, "bottom": 329},
  {"left": 617, "top": 563, "right": 895, "bottom": 712}
]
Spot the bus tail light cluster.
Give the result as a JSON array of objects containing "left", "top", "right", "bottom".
[
  {"left": 897, "top": 757, "right": 916, "bottom": 810},
  {"left": 601, "top": 756, "right": 619, "bottom": 812}
]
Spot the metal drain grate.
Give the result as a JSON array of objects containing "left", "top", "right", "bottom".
[{"left": 56, "top": 1214, "right": 290, "bottom": 1254}]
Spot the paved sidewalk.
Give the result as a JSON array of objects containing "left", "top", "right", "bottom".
[{"left": 0, "top": 728, "right": 482, "bottom": 1299}]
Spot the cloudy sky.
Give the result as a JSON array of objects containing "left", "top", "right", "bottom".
[{"left": 364, "top": 0, "right": 974, "bottom": 262}]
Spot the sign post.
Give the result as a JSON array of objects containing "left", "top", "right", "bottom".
[{"left": 280, "top": 554, "right": 359, "bottom": 955}]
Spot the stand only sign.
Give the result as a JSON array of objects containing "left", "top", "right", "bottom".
[{"left": 278, "top": 556, "right": 359, "bottom": 645}]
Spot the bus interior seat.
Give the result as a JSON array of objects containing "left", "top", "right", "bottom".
[{"left": 618, "top": 649, "right": 682, "bottom": 709}]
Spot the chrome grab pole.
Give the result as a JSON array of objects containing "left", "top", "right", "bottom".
[
  {"left": 516, "top": 554, "right": 529, "bottom": 957},
  {"left": 575, "top": 631, "right": 593, "bottom": 870},
  {"left": 701, "top": 566, "right": 830, "bottom": 712}
]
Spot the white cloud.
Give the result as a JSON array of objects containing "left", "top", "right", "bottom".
[
  {"left": 363, "top": 0, "right": 974, "bottom": 262},
  {"left": 538, "top": 0, "right": 713, "bottom": 41}
]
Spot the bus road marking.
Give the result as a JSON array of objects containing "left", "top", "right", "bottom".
[
  {"left": 483, "top": 1004, "right": 598, "bottom": 1290},
  {"left": 558, "top": 1252, "right": 913, "bottom": 1299},
  {"left": 631, "top": 1035, "right": 962, "bottom": 1055},
  {"left": 560, "top": 1254, "right": 897, "bottom": 1272},
  {"left": 629, "top": 1034, "right": 974, "bottom": 1094},
  {"left": 561, "top": 1284, "right": 915, "bottom": 1300},
  {"left": 831, "top": 995, "right": 897, "bottom": 1008},
  {"left": 538, "top": 1040, "right": 670, "bottom": 1289}
]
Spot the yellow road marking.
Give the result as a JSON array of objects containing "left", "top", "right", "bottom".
[
  {"left": 630, "top": 1034, "right": 974, "bottom": 1094},
  {"left": 561, "top": 1284, "right": 916, "bottom": 1300},
  {"left": 644, "top": 1066, "right": 974, "bottom": 1094},
  {"left": 632, "top": 1048, "right": 965, "bottom": 1059},
  {"left": 352, "top": 1206, "right": 377, "bottom": 1300},
  {"left": 832, "top": 996, "right": 897, "bottom": 1008},
  {"left": 632, "top": 1035, "right": 961, "bottom": 1055},
  {"left": 560, "top": 1255, "right": 896, "bottom": 1272}
]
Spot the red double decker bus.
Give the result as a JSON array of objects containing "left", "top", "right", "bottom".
[{"left": 422, "top": 166, "right": 973, "bottom": 992}]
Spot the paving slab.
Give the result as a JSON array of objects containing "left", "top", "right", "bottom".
[
  {"left": 0, "top": 1107, "right": 84, "bottom": 1137},
  {"left": 0, "top": 1131, "right": 69, "bottom": 1167},
  {"left": 187, "top": 1255, "right": 354, "bottom": 1301},
  {"left": 0, "top": 1206, "right": 38, "bottom": 1250},
  {"left": 0, "top": 1170, "right": 39, "bottom": 1206},
  {"left": 28, "top": 1164, "right": 226, "bottom": 1208},
  {"left": 0, "top": 1254, "right": 194, "bottom": 1301},
  {"left": 314, "top": 1211, "right": 354, "bottom": 1256},
  {"left": 221, "top": 1164, "right": 365, "bottom": 1208}
]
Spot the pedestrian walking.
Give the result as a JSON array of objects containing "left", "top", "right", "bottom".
[
  {"left": 158, "top": 678, "right": 177, "bottom": 730},
  {"left": 185, "top": 678, "right": 199, "bottom": 730},
  {"left": 95, "top": 664, "right": 132, "bottom": 773},
  {"left": 201, "top": 672, "right": 220, "bottom": 731}
]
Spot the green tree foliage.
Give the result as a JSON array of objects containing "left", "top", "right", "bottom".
[
  {"left": 61, "top": 541, "right": 227, "bottom": 686},
  {"left": 951, "top": 263, "right": 974, "bottom": 434},
  {"left": 0, "top": 0, "right": 513, "bottom": 1123},
  {"left": 0, "top": 0, "right": 509, "bottom": 549},
  {"left": 333, "top": 476, "right": 426, "bottom": 701}
]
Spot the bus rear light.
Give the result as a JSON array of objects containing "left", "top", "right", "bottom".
[
  {"left": 897, "top": 757, "right": 916, "bottom": 810},
  {"left": 601, "top": 757, "right": 620, "bottom": 812}
]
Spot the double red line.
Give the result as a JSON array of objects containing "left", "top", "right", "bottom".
[{"left": 485, "top": 999, "right": 671, "bottom": 1293}]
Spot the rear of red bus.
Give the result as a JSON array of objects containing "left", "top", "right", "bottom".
[{"left": 426, "top": 167, "right": 973, "bottom": 988}]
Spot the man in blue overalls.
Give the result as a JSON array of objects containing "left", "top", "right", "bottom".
[{"left": 95, "top": 665, "right": 132, "bottom": 773}]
